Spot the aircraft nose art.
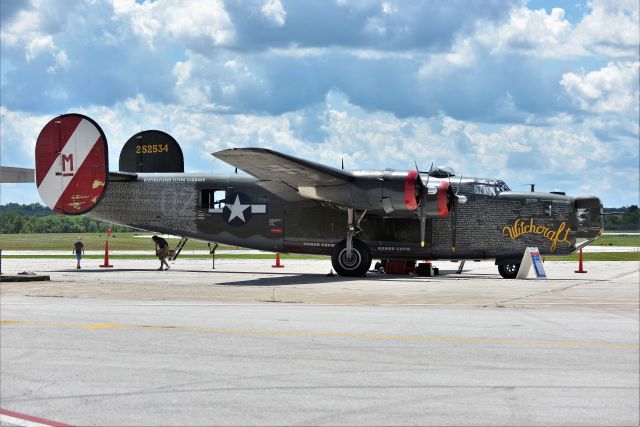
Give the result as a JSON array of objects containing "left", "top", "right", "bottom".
[{"left": 35, "top": 113, "right": 108, "bottom": 214}]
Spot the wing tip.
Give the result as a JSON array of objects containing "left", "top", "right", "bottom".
[{"left": 0, "top": 166, "right": 35, "bottom": 183}]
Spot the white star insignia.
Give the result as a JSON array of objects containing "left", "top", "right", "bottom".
[{"left": 227, "top": 194, "right": 250, "bottom": 223}]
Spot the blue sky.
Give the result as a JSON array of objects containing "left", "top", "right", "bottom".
[{"left": 1, "top": 0, "right": 638, "bottom": 207}]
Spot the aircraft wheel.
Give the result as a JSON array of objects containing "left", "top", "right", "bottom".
[
  {"left": 332, "top": 239, "right": 372, "bottom": 277},
  {"left": 498, "top": 263, "right": 520, "bottom": 279}
]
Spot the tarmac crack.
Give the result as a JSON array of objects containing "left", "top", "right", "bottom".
[
  {"left": 608, "top": 268, "right": 640, "bottom": 281},
  {"left": 483, "top": 281, "right": 600, "bottom": 308}
]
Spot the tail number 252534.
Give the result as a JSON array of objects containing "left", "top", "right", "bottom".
[{"left": 136, "top": 144, "right": 169, "bottom": 154}]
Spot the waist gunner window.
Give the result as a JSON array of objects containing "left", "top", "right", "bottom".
[{"left": 201, "top": 189, "right": 226, "bottom": 212}]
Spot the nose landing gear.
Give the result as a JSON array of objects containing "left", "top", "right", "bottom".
[{"left": 498, "top": 263, "right": 520, "bottom": 279}]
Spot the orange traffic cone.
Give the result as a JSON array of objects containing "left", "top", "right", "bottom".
[
  {"left": 272, "top": 252, "right": 284, "bottom": 268},
  {"left": 100, "top": 227, "right": 113, "bottom": 268},
  {"left": 574, "top": 248, "right": 586, "bottom": 273}
]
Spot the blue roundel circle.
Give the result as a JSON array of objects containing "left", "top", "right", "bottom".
[{"left": 222, "top": 192, "right": 254, "bottom": 226}]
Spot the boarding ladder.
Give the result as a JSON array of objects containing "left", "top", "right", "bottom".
[{"left": 169, "top": 237, "right": 189, "bottom": 261}]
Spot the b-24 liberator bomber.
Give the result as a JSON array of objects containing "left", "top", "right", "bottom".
[{"left": 3, "top": 113, "right": 603, "bottom": 278}]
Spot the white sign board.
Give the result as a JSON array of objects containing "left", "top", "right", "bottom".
[{"left": 516, "top": 247, "right": 547, "bottom": 279}]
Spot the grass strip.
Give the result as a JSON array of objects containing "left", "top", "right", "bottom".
[
  {"left": 593, "top": 235, "right": 640, "bottom": 247},
  {"left": 0, "top": 232, "right": 238, "bottom": 251},
  {"left": 3, "top": 232, "right": 638, "bottom": 251},
  {"left": 544, "top": 252, "right": 639, "bottom": 262}
]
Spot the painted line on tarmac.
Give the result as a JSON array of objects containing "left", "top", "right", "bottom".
[
  {"left": 0, "top": 409, "right": 72, "bottom": 427},
  {"left": 1, "top": 319, "right": 638, "bottom": 350}
]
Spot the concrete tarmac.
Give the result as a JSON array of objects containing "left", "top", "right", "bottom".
[
  {"left": 1, "top": 258, "right": 639, "bottom": 426},
  {"left": 1, "top": 258, "right": 639, "bottom": 308}
]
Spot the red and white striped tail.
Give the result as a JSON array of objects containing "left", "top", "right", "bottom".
[{"left": 35, "top": 114, "right": 108, "bottom": 215}]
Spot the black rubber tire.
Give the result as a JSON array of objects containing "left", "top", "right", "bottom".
[
  {"left": 498, "top": 263, "right": 520, "bottom": 279},
  {"left": 331, "top": 239, "right": 372, "bottom": 277}
]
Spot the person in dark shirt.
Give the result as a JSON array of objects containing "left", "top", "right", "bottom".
[
  {"left": 73, "top": 238, "right": 84, "bottom": 269},
  {"left": 152, "top": 235, "right": 170, "bottom": 271}
]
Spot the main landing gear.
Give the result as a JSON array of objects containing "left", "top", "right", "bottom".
[
  {"left": 332, "top": 239, "right": 371, "bottom": 277},
  {"left": 331, "top": 208, "right": 371, "bottom": 277}
]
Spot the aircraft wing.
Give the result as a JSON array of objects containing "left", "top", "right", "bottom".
[
  {"left": 109, "top": 171, "right": 138, "bottom": 182},
  {"left": 0, "top": 166, "right": 137, "bottom": 184},
  {"left": 0, "top": 166, "right": 35, "bottom": 183},
  {"left": 213, "top": 148, "right": 354, "bottom": 201}
]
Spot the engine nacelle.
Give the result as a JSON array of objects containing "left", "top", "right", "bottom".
[
  {"left": 298, "top": 169, "right": 420, "bottom": 212},
  {"left": 420, "top": 181, "right": 453, "bottom": 218},
  {"left": 353, "top": 170, "right": 420, "bottom": 213},
  {"left": 297, "top": 170, "right": 457, "bottom": 217}
]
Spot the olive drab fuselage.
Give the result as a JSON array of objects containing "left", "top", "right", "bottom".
[
  {"left": 90, "top": 172, "right": 603, "bottom": 264},
  {"left": 28, "top": 113, "right": 604, "bottom": 277}
]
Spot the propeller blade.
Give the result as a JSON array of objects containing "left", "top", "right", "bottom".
[
  {"left": 451, "top": 174, "right": 464, "bottom": 251},
  {"left": 424, "top": 162, "right": 432, "bottom": 188},
  {"left": 418, "top": 162, "right": 433, "bottom": 247},
  {"left": 452, "top": 205, "right": 457, "bottom": 252},
  {"left": 455, "top": 175, "right": 467, "bottom": 204}
]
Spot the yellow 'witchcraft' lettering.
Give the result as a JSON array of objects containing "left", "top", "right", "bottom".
[{"left": 502, "top": 218, "right": 572, "bottom": 252}]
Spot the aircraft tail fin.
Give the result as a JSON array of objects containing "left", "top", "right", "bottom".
[
  {"left": 118, "top": 130, "right": 184, "bottom": 173},
  {"left": 35, "top": 113, "right": 108, "bottom": 215}
]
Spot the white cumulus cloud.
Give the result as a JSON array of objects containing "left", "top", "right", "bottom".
[
  {"left": 26, "top": 35, "right": 56, "bottom": 61},
  {"left": 109, "top": 0, "right": 234, "bottom": 49},
  {"left": 1, "top": 0, "right": 638, "bottom": 207},
  {"left": 484, "top": 7, "right": 576, "bottom": 57},
  {"left": 261, "top": 0, "right": 287, "bottom": 27},
  {"left": 573, "top": 0, "right": 640, "bottom": 58},
  {"left": 439, "top": 1, "right": 638, "bottom": 62},
  {"left": 561, "top": 61, "right": 640, "bottom": 113}
]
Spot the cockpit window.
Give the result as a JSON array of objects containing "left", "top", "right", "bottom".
[
  {"left": 473, "top": 180, "right": 510, "bottom": 196},
  {"left": 496, "top": 180, "right": 510, "bottom": 192},
  {"left": 474, "top": 184, "right": 496, "bottom": 196}
]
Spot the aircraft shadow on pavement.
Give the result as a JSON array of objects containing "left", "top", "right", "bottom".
[
  {"left": 51, "top": 267, "right": 439, "bottom": 286},
  {"left": 215, "top": 272, "right": 609, "bottom": 285},
  {"left": 54, "top": 268, "right": 303, "bottom": 275},
  {"left": 51, "top": 268, "right": 359, "bottom": 286},
  {"left": 215, "top": 274, "right": 361, "bottom": 287},
  {"left": 47, "top": 268, "right": 606, "bottom": 285},
  {"left": 217, "top": 271, "right": 495, "bottom": 286}
]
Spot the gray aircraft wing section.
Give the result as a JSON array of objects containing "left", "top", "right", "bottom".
[
  {"left": 213, "top": 148, "right": 354, "bottom": 201},
  {"left": 109, "top": 171, "right": 138, "bottom": 182},
  {"left": 0, "top": 166, "right": 137, "bottom": 184},
  {"left": 0, "top": 166, "right": 35, "bottom": 183}
]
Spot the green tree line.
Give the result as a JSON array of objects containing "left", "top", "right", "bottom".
[
  {"left": 0, "top": 203, "right": 134, "bottom": 234},
  {"left": 603, "top": 205, "right": 639, "bottom": 231}
]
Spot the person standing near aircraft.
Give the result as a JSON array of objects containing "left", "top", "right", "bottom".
[
  {"left": 73, "top": 238, "right": 84, "bottom": 269},
  {"left": 152, "top": 235, "right": 170, "bottom": 271}
]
